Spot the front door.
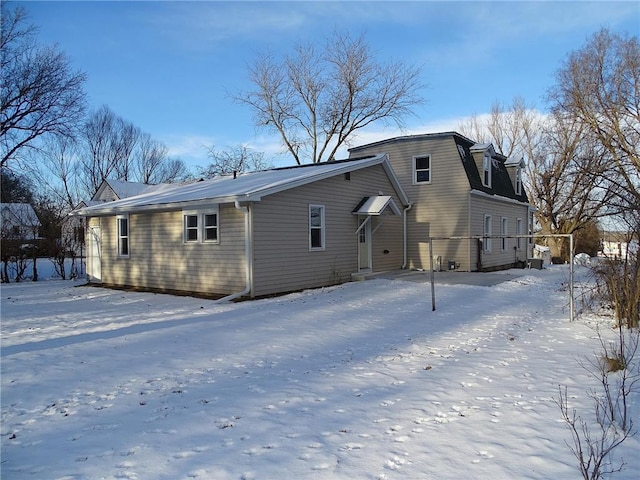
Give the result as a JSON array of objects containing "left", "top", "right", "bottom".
[
  {"left": 358, "top": 217, "right": 371, "bottom": 271},
  {"left": 88, "top": 225, "right": 102, "bottom": 283}
]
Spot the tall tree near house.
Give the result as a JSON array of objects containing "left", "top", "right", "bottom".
[
  {"left": 235, "top": 31, "right": 424, "bottom": 164},
  {"left": 0, "top": 5, "right": 87, "bottom": 168},
  {"left": 459, "top": 98, "right": 610, "bottom": 260},
  {"left": 548, "top": 28, "right": 640, "bottom": 224},
  {"left": 78, "top": 105, "right": 140, "bottom": 196},
  {"left": 0, "top": 168, "right": 34, "bottom": 204},
  {"left": 199, "top": 145, "right": 272, "bottom": 178},
  {"left": 34, "top": 135, "right": 82, "bottom": 211},
  {"left": 134, "top": 133, "right": 189, "bottom": 184}
]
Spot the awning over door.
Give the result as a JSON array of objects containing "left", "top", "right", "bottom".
[{"left": 352, "top": 196, "right": 402, "bottom": 216}]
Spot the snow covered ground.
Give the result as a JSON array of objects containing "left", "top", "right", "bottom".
[{"left": 1, "top": 265, "right": 638, "bottom": 479}]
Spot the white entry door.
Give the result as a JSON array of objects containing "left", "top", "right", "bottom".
[
  {"left": 88, "top": 226, "right": 102, "bottom": 283},
  {"left": 358, "top": 217, "right": 371, "bottom": 271}
]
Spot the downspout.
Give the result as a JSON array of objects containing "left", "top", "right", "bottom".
[
  {"left": 215, "top": 201, "right": 252, "bottom": 303},
  {"left": 402, "top": 202, "right": 413, "bottom": 269}
]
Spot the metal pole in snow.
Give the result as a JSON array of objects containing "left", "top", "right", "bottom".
[
  {"left": 429, "top": 238, "right": 435, "bottom": 311},
  {"left": 569, "top": 233, "right": 574, "bottom": 322}
]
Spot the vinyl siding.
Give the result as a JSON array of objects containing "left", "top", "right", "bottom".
[
  {"left": 351, "top": 136, "right": 471, "bottom": 270},
  {"left": 469, "top": 193, "right": 531, "bottom": 271},
  {"left": 90, "top": 205, "right": 246, "bottom": 295},
  {"left": 251, "top": 164, "right": 404, "bottom": 297}
]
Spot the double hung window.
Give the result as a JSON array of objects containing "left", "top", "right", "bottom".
[
  {"left": 483, "top": 214, "right": 492, "bottom": 252},
  {"left": 483, "top": 154, "right": 492, "bottom": 188},
  {"left": 309, "top": 205, "right": 325, "bottom": 250},
  {"left": 501, "top": 217, "right": 508, "bottom": 251},
  {"left": 117, "top": 215, "right": 129, "bottom": 257},
  {"left": 516, "top": 218, "right": 523, "bottom": 249},
  {"left": 413, "top": 155, "right": 431, "bottom": 184},
  {"left": 183, "top": 207, "right": 219, "bottom": 243}
]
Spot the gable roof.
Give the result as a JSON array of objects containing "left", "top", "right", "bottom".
[
  {"left": 0, "top": 203, "right": 41, "bottom": 227},
  {"left": 92, "top": 179, "right": 167, "bottom": 202},
  {"left": 350, "top": 131, "right": 529, "bottom": 205},
  {"left": 72, "top": 154, "right": 409, "bottom": 216}
]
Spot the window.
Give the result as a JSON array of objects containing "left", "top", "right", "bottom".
[
  {"left": 515, "top": 167, "right": 522, "bottom": 195},
  {"left": 183, "top": 207, "right": 220, "bottom": 243},
  {"left": 204, "top": 213, "right": 218, "bottom": 242},
  {"left": 501, "top": 217, "right": 508, "bottom": 251},
  {"left": 184, "top": 214, "right": 199, "bottom": 242},
  {"left": 483, "top": 154, "right": 492, "bottom": 188},
  {"left": 483, "top": 214, "right": 492, "bottom": 252},
  {"left": 309, "top": 204, "right": 325, "bottom": 250},
  {"left": 117, "top": 215, "right": 129, "bottom": 257},
  {"left": 516, "top": 218, "right": 523, "bottom": 249},
  {"left": 413, "top": 155, "right": 431, "bottom": 184}
]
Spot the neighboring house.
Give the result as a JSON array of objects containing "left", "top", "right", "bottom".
[
  {"left": 600, "top": 231, "right": 639, "bottom": 260},
  {"left": 72, "top": 154, "right": 409, "bottom": 298},
  {"left": 349, "top": 132, "right": 533, "bottom": 272},
  {"left": 1, "top": 202, "right": 41, "bottom": 243}
]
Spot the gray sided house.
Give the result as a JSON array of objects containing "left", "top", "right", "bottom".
[
  {"left": 72, "top": 155, "right": 409, "bottom": 298},
  {"left": 349, "top": 132, "right": 533, "bottom": 272},
  {"left": 63, "top": 179, "right": 170, "bottom": 256}
]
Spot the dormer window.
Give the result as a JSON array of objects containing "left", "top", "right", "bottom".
[
  {"left": 483, "top": 154, "right": 492, "bottom": 188},
  {"left": 515, "top": 166, "right": 522, "bottom": 195}
]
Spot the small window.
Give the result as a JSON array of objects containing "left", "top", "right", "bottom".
[
  {"left": 515, "top": 167, "right": 522, "bottom": 195},
  {"left": 501, "top": 217, "right": 508, "bottom": 251},
  {"left": 483, "top": 154, "right": 492, "bottom": 188},
  {"left": 516, "top": 218, "right": 523, "bottom": 249},
  {"left": 117, "top": 215, "right": 129, "bottom": 257},
  {"left": 413, "top": 155, "right": 431, "bottom": 184},
  {"left": 309, "top": 204, "right": 325, "bottom": 250},
  {"left": 184, "top": 214, "right": 199, "bottom": 242},
  {"left": 483, "top": 214, "right": 492, "bottom": 253},
  {"left": 204, "top": 213, "right": 218, "bottom": 242}
]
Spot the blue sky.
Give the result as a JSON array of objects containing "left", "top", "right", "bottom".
[{"left": 12, "top": 1, "right": 640, "bottom": 169}]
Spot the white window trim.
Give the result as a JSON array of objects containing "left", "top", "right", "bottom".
[
  {"left": 483, "top": 214, "right": 492, "bottom": 253},
  {"left": 116, "top": 214, "right": 130, "bottom": 258},
  {"left": 183, "top": 207, "right": 220, "bottom": 244},
  {"left": 501, "top": 216, "right": 508, "bottom": 251},
  {"left": 309, "top": 204, "right": 326, "bottom": 251},
  {"left": 516, "top": 218, "right": 523, "bottom": 249},
  {"left": 183, "top": 212, "right": 199, "bottom": 243},
  {"left": 412, "top": 154, "right": 432, "bottom": 185},
  {"left": 483, "top": 154, "right": 492, "bottom": 188},
  {"left": 202, "top": 209, "right": 219, "bottom": 243},
  {"left": 515, "top": 167, "right": 522, "bottom": 195}
]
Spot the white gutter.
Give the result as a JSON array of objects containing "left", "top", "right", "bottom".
[
  {"left": 215, "top": 201, "right": 252, "bottom": 303},
  {"left": 402, "top": 202, "right": 413, "bottom": 269}
]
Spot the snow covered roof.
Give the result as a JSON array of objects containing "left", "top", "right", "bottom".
[
  {"left": 504, "top": 156, "right": 524, "bottom": 167},
  {"left": 352, "top": 196, "right": 402, "bottom": 216},
  {"left": 73, "top": 154, "right": 408, "bottom": 216},
  {"left": 0, "top": 203, "right": 41, "bottom": 227},
  {"left": 92, "top": 179, "right": 167, "bottom": 202}
]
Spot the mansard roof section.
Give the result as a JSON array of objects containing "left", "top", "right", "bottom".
[{"left": 455, "top": 136, "right": 529, "bottom": 204}]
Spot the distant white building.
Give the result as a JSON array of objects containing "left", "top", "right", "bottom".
[
  {"left": 600, "top": 232, "right": 638, "bottom": 260},
  {"left": 0, "top": 203, "right": 41, "bottom": 241}
]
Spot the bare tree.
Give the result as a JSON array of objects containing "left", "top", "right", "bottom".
[
  {"left": 200, "top": 145, "right": 272, "bottom": 178},
  {"left": 33, "top": 135, "right": 81, "bottom": 211},
  {"left": 134, "top": 132, "right": 188, "bottom": 184},
  {"left": 548, "top": 28, "right": 640, "bottom": 222},
  {"left": 459, "top": 98, "right": 611, "bottom": 260},
  {"left": 78, "top": 105, "right": 141, "bottom": 196},
  {"left": 0, "top": 5, "right": 86, "bottom": 168},
  {"left": 236, "top": 31, "right": 423, "bottom": 164}
]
